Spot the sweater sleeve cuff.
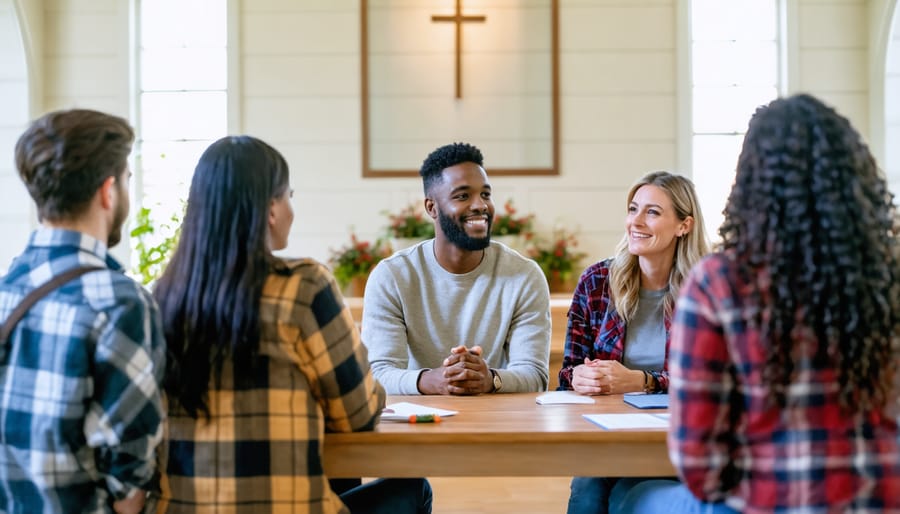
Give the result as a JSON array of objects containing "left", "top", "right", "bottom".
[{"left": 400, "top": 369, "right": 428, "bottom": 395}]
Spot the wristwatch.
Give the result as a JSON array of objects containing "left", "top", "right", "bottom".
[
  {"left": 642, "top": 370, "right": 657, "bottom": 393},
  {"left": 490, "top": 369, "right": 502, "bottom": 393}
]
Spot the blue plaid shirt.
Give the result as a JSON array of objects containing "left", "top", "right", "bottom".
[{"left": 0, "top": 228, "right": 166, "bottom": 513}]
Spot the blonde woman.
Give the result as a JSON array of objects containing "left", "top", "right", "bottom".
[{"left": 559, "top": 171, "right": 710, "bottom": 514}]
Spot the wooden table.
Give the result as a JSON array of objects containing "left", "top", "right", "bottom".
[{"left": 323, "top": 393, "right": 673, "bottom": 478}]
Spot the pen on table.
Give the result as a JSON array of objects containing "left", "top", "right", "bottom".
[{"left": 409, "top": 414, "right": 441, "bottom": 423}]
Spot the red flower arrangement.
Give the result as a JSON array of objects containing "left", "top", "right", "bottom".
[
  {"left": 527, "top": 229, "right": 587, "bottom": 285},
  {"left": 329, "top": 233, "right": 390, "bottom": 288},
  {"left": 383, "top": 204, "right": 435, "bottom": 239},
  {"left": 492, "top": 200, "right": 535, "bottom": 237}
]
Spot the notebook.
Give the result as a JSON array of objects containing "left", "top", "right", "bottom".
[
  {"left": 623, "top": 393, "right": 669, "bottom": 409},
  {"left": 381, "top": 402, "right": 458, "bottom": 422},
  {"left": 583, "top": 413, "right": 669, "bottom": 430}
]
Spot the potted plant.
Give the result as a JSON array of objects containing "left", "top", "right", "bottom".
[
  {"left": 382, "top": 203, "right": 435, "bottom": 251},
  {"left": 491, "top": 199, "right": 534, "bottom": 251},
  {"left": 527, "top": 228, "right": 587, "bottom": 294},
  {"left": 329, "top": 233, "right": 390, "bottom": 297}
]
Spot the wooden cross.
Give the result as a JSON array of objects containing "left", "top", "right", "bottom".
[{"left": 431, "top": 0, "right": 486, "bottom": 99}]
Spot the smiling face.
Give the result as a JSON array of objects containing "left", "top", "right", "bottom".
[
  {"left": 426, "top": 161, "right": 494, "bottom": 251},
  {"left": 626, "top": 184, "right": 690, "bottom": 260}
]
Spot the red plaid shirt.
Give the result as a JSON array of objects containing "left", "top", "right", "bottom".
[
  {"left": 557, "top": 259, "right": 671, "bottom": 391},
  {"left": 669, "top": 253, "right": 900, "bottom": 513}
]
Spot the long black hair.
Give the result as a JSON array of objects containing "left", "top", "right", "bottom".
[
  {"left": 154, "top": 135, "right": 290, "bottom": 418},
  {"left": 720, "top": 94, "right": 900, "bottom": 413}
]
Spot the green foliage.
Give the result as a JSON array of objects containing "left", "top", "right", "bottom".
[
  {"left": 329, "top": 233, "right": 391, "bottom": 288},
  {"left": 383, "top": 203, "right": 435, "bottom": 239},
  {"left": 492, "top": 199, "right": 535, "bottom": 236},
  {"left": 130, "top": 206, "right": 181, "bottom": 286},
  {"left": 527, "top": 229, "right": 587, "bottom": 283}
]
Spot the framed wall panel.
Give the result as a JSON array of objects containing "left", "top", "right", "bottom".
[{"left": 361, "top": 0, "right": 559, "bottom": 177}]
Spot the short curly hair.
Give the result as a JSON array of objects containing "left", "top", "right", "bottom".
[
  {"left": 419, "top": 142, "right": 484, "bottom": 194},
  {"left": 15, "top": 109, "right": 134, "bottom": 221},
  {"left": 720, "top": 93, "right": 900, "bottom": 414}
]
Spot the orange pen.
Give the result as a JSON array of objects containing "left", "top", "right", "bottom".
[{"left": 408, "top": 414, "right": 441, "bottom": 423}]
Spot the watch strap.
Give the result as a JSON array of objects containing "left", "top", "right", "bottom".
[{"left": 490, "top": 368, "right": 502, "bottom": 393}]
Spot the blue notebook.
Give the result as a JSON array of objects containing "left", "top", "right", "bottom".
[{"left": 623, "top": 394, "right": 669, "bottom": 409}]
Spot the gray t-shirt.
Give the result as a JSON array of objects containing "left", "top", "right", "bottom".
[
  {"left": 361, "top": 239, "right": 551, "bottom": 394},
  {"left": 623, "top": 288, "right": 667, "bottom": 371}
]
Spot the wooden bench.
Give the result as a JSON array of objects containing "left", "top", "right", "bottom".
[{"left": 345, "top": 294, "right": 571, "bottom": 390}]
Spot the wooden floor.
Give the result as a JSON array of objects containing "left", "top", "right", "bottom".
[{"left": 429, "top": 477, "right": 571, "bottom": 514}]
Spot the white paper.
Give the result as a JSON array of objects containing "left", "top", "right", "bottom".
[
  {"left": 381, "top": 402, "right": 458, "bottom": 421},
  {"left": 582, "top": 413, "right": 669, "bottom": 430},
  {"left": 535, "top": 391, "right": 596, "bottom": 405}
]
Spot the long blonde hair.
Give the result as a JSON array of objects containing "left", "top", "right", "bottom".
[{"left": 609, "top": 171, "right": 710, "bottom": 322}]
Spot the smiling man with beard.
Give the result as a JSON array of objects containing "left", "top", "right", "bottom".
[
  {"left": 362, "top": 142, "right": 551, "bottom": 395},
  {"left": 0, "top": 109, "right": 165, "bottom": 514}
]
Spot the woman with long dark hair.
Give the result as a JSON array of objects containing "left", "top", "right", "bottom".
[
  {"left": 611, "top": 95, "right": 900, "bottom": 512},
  {"left": 154, "top": 136, "right": 431, "bottom": 514}
]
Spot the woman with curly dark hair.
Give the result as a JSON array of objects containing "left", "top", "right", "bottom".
[{"left": 610, "top": 94, "right": 900, "bottom": 513}]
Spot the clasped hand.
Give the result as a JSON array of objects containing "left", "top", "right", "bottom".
[
  {"left": 571, "top": 358, "right": 642, "bottom": 396},
  {"left": 418, "top": 345, "right": 492, "bottom": 395}
]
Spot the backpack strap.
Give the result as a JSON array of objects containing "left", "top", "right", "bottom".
[{"left": 0, "top": 266, "right": 106, "bottom": 344}]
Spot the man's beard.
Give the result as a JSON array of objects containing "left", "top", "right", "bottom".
[
  {"left": 107, "top": 193, "right": 127, "bottom": 247},
  {"left": 437, "top": 207, "right": 492, "bottom": 251}
]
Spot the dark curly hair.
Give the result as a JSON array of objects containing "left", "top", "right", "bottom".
[
  {"left": 15, "top": 109, "right": 134, "bottom": 221},
  {"left": 720, "top": 94, "right": 900, "bottom": 414},
  {"left": 419, "top": 142, "right": 484, "bottom": 194}
]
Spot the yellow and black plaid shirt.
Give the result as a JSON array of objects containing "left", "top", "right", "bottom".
[{"left": 159, "top": 258, "right": 386, "bottom": 514}]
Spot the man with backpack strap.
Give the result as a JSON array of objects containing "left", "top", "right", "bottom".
[{"left": 0, "top": 109, "right": 165, "bottom": 514}]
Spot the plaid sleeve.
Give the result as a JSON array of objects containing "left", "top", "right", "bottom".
[
  {"left": 558, "top": 270, "right": 592, "bottom": 390},
  {"left": 668, "top": 257, "right": 739, "bottom": 502},
  {"left": 559, "top": 261, "right": 623, "bottom": 390},
  {"left": 86, "top": 286, "right": 165, "bottom": 500},
  {"left": 294, "top": 266, "right": 385, "bottom": 433}
]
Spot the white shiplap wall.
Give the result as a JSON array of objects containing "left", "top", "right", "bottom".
[
  {"left": 796, "top": 0, "right": 870, "bottom": 138},
  {"left": 1, "top": 0, "right": 894, "bottom": 274},
  {"left": 242, "top": 0, "right": 679, "bottom": 266},
  {"left": 42, "top": 0, "right": 130, "bottom": 117}
]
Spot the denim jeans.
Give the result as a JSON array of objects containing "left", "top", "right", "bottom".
[
  {"left": 330, "top": 478, "right": 363, "bottom": 495},
  {"left": 566, "top": 476, "right": 618, "bottom": 514},
  {"left": 340, "top": 478, "right": 433, "bottom": 514},
  {"left": 609, "top": 478, "right": 739, "bottom": 514}
]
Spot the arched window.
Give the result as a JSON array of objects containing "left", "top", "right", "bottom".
[
  {"left": 885, "top": 3, "right": 900, "bottom": 194},
  {"left": 0, "top": 0, "right": 33, "bottom": 270},
  {"left": 690, "top": 0, "right": 781, "bottom": 238}
]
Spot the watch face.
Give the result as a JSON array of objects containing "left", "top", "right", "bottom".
[{"left": 492, "top": 372, "right": 502, "bottom": 391}]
